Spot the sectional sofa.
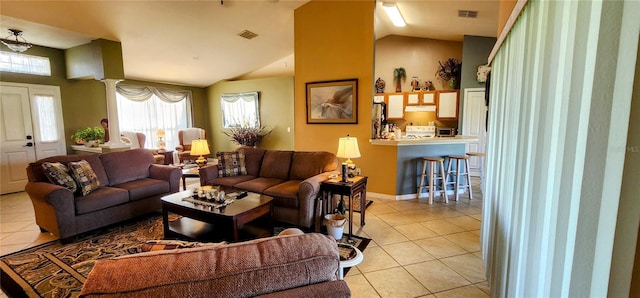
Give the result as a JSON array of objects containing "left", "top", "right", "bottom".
[{"left": 199, "top": 146, "right": 340, "bottom": 229}]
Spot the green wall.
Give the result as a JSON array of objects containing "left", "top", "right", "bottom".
[
  {"left": 1, "top": 46, "right": 208, "bottom": 154},
  {"left": 206, "top": 77, "right": 295, "bottom": 154},
  {"left": 459, "top": 35, "right": 496, "bottom": 127}
]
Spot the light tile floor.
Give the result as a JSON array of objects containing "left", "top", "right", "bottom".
[{"left": 0, "top": 177, "right": 488, "bottom": 297}]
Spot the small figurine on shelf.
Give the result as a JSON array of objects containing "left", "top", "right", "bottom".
[
  {"left": 411, "top": 76, "right": 420, "bottom": 91},
  {"left": 375, "top": 77, "right": 386, "bottom": 94}
]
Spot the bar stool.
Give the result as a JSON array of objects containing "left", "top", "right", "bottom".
[
  {"left": 445, "top": 155, "right": 473, "bottom": 201},
  {"left": 417, "top": 157, "right": 448, "bottom": 204},
  {"left": 466, "top": 152, "right": 486, "bottom": 193}
]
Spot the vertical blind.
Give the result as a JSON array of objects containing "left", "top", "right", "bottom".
[{"left": 482, "top": 0, "right": 638, "bottom": 296}]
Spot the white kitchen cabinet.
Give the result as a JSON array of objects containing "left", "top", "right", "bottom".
[
  {"left": 436, "top": 90, "right": 459, "bottom": 120},
  {"left": 386, "top": 93, "right": 405, "bottom": 119}
]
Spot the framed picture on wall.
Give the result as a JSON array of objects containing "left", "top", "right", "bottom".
[{"left": 306, "top": 78, "right": 358, "bottom": 124}]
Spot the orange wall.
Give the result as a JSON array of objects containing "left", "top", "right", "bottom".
[
  {"left": 497, "top": 0, "right": 518, "bottom": 37},
  {"left": 294, "top": 0, "right": 397, "bottom": 195}
]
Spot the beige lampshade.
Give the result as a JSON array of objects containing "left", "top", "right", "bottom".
[
  {"left": 190, "top": 139, "right": 210, "bottom": 156},
  {"left": 336, "top": 135, "right": 361, "bottom": 160}
]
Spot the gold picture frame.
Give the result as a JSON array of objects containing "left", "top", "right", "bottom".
[{"left": 306, "top": 78, "right": 358, "bottom": 124}]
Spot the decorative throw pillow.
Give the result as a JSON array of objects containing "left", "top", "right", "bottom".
[
  {"left": 140, "top": 239, "right": 226, "bottom": 252},
  {"left": 68, "top": 160, "right": 100, "bottom": 196},
  {"left": 41, "top": 162, "right": 77, "bottom": 193},
  {"left": 217, "top": 151, "right": 247, "bottom": 177}
]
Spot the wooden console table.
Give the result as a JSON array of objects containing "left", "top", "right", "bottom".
[{"left": 319, "top": 176, "right": 368, "bottom": 238}]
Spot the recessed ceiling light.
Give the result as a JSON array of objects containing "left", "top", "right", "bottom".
[{"left": 382, "top": 3, "right": 406, "bottom": 27}]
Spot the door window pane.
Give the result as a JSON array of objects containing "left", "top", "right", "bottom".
[{"left": 34, "top": 95, "right": 57, "bottom": 142}]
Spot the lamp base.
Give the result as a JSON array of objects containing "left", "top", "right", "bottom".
[{"left": 195, "top": 156, "right": 207, "bottom": 168}]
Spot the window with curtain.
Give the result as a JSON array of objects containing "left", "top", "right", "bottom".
[
  {"left": 221, "top": 92, "right": 260, "bottom": 128},
  {"left": 116, "top": 84, "right": 192, "bottom": 150}
]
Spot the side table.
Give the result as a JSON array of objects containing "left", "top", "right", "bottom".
[
  {"left": 181, "top": 167, "right": 199, "bottom": 190},
  {"left": 157, "top": 150, "right": 174, "bottom": 165},
  {"left": 338, "top": 244, "right": 363, "bottom": 280},
  {"left": 320, "top": 176, "right": 368, "bottom": 239}
]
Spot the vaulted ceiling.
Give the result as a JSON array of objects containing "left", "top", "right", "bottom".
[{"left": 0, "top": 1, "right": 499, "bottom": 88}]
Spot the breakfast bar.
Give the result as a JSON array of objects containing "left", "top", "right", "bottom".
[{"left": 370, "top": 136, "right": 478, "bottom": 198}]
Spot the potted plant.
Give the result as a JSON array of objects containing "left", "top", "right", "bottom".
[
  {"left": 71, "top": 127, "right": 105, "bottom": 147},
  {"left": 435, "top": 58, "right": 462, "bottom": 89},
  {"left": 393, "top": 67, "right": 407, "bottom": 92},
  {"left": 223, "top": 126, "right": 272, "bottom": 147}
]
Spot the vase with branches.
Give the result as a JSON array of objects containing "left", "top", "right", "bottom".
[
  {"left": 393, "top": 67, "right": 407, "bottom": 92},
  {"left": 435, "top": 58, "right": 462, "bottom": 89},
  {"left": 223, "top": 126, "right": 272, "bottom": 147}
]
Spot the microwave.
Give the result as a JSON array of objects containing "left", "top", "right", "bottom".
[{"left": 436, "top": 127, "right": 456, "bottom": 137}]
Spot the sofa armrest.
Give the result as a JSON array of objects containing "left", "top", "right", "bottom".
[
  {"left": 149, "top": 165, "right": 182, "bottom": 193},
  {"left": 256, "top": 280, "right": 351, "bottom": 298},
  {"left": 175, "top": 145, "right": 184, "bottom": 152},
  {"left": 198, "top": 165, "right": 219, "bottom": 186},
  {"left": 25, "top": 182, "right": 76, "bottom": 237},
  {"left": 297, "top": 171, "right": 336, "bottom": 228}
]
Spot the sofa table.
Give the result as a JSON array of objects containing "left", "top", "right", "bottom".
[
  {"left": 161, "top": 190, "right": 274, "bottom": 242},
  {"left": 320, "top": 176, "right": 368, "bottom": 239}
]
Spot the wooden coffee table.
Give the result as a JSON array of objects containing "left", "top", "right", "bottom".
[{"left": 161, "top": 189, "right": 273, "bottom": 242}]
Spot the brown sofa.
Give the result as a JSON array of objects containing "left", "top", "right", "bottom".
[
  {"left": 199, "top": 147, "right": 340, "bottom": 229},
  {"left": 25, "top": 148, "right": 181, "bottom": 242},
  {"left": 80, "top": 232, "right": 350, "bottom": 298}
]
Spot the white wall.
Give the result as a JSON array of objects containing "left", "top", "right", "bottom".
[{"left": 482, "top": 0, "right": 639, "bottom": 296}]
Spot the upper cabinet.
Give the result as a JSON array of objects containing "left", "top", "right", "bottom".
[
  {"left": 405, "top": 91, "right": 436, "bottom": 106},
  {"left": 436, "top": 90, "right": 459, "bottom": 120},
  {"left": 386, "top": 93, "right": 405, "bottom": 119}
]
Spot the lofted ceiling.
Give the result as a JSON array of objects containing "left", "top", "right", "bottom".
[{"left": 0, "top": 0, "right": 499, "bottom": 88}]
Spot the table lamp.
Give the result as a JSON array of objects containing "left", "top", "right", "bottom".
[
  {"left": 190, "top": 139, "right": 210, "bottom": 168},
  {"left": 336, "top": 135, "right": 361, "bottom": 182},
  {"left": 156, "top": 129, "right": 166, "bottom": 150}
]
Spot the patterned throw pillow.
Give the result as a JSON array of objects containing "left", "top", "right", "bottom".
[
  {"left": 217, "top": 151, "right": 247, "bottom": 177},
  {"left": 68, "top": 160, "right": 100, "bottom": 196},
  {"left": 140, "top": 239, "right": 226, "bottom": 252},
  {"left": 41, "top": 162, "right": 77, "bottom": 193}
]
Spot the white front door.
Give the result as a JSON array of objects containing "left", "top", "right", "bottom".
[
  {"left": 462, "top": 88, "right": 487, "bottom": 176},
  {"left": 0, "top": 83, "right": 66, "bottom": 194}
]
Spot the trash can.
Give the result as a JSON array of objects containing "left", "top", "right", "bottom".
[{"left": 324, "top": 213, "right": 347, "bottom": 240}]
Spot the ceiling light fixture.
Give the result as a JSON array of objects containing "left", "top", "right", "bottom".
[
  {"left": 1, "top": 29, "right": 33, "bottom": 53},
  {"left": 382, "top": 3, "right": 406, "bottom": 27}
]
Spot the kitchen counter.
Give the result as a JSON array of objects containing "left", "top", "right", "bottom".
[
  {"left": 370, "top": 135, "right": 478, "bottom": 146},
  {"left": 369, "top": 135, "right": 479, "bottom": 199}
]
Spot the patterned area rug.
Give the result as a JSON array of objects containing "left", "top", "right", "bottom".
[{"left": 0, "top": 213, "right": 370, "bottom": 297}]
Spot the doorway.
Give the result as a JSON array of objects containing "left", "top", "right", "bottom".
[
  {"left": 462, "top": 87, "right": 487, "bottom": 177},
  {"left": 0, "top": 82, "right": 66, "bottom": 194}
]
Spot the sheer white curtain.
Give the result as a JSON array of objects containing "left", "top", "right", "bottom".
[
  {"left": 116, "top": 84, "right": 192, "bottom": 150},
  {"left": 221, "top": 92, "right": 259, "bottom": 128}
]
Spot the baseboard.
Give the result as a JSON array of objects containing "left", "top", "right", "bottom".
[{"left": 367, "top": 190, "right": 468, "bottom": 201}]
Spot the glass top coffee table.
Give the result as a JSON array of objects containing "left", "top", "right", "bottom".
[{"left": 161, "top": 189, "right": 273, "bottom": 242}]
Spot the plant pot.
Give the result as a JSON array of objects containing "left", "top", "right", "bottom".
[
  {"left": 324, "top": 213, "right": 347, "bottom": 240},
  {"left": 84, "top": 140, "right": 99, "bottom": 148}
]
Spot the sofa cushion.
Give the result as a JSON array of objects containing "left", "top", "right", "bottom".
[
  {"left": 113, "top": 178, "right": 170, "bottom": 201},
  {"left": 216, "top": 151, "right": 247, "bottom": 177},
  {"left": 74, "top": 186, "right": 129, "bottom": 215},
  {"left": 80, "top": 233, "right": 340, "bottom": 298},
  {"left": 290, "top": 151, "right": 339, "bottom": 180},
  {"left": 208, "top": 175, "right": 256, "bottom": 187},
  {"left": 100, "top": 149, "right": 155, "bottom": 185},
  {"left": 68, "top": 160, "right": 101, "bottom": 196},
  {"left": 264, "top": 180, "right": 301, "bottom": 209},
  {"left": 239, "top": 146, "right": 266, "bottom": 177},
  {"left": 27, "top": 154, "right": 109, "bottom": 187},
  {"left": 41, "top": 162, "right": 77, "bottom": 193},
  {"left": 235, "top": 177, "right": 285, "bottom": 193},
  {"left": 259, "top": 150, "right": 293, "bottom": 180}
]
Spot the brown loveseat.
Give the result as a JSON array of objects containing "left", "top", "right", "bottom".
[
  {"left": 199, "top": 147, "right": 339, "bottom": 229},
  {"left": 25, "top": 149, "right": 181, "bottom": 242},
  {"left": 80, "top": 232, "right": 350, "bottom": 298}
]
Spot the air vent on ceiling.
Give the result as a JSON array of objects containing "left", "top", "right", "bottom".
[
  {"left": 238, "top": 30, "right": 258, "bottom": 40},
  {"left": 458, "top": 10, "right": 478, "bottom": 18}
]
